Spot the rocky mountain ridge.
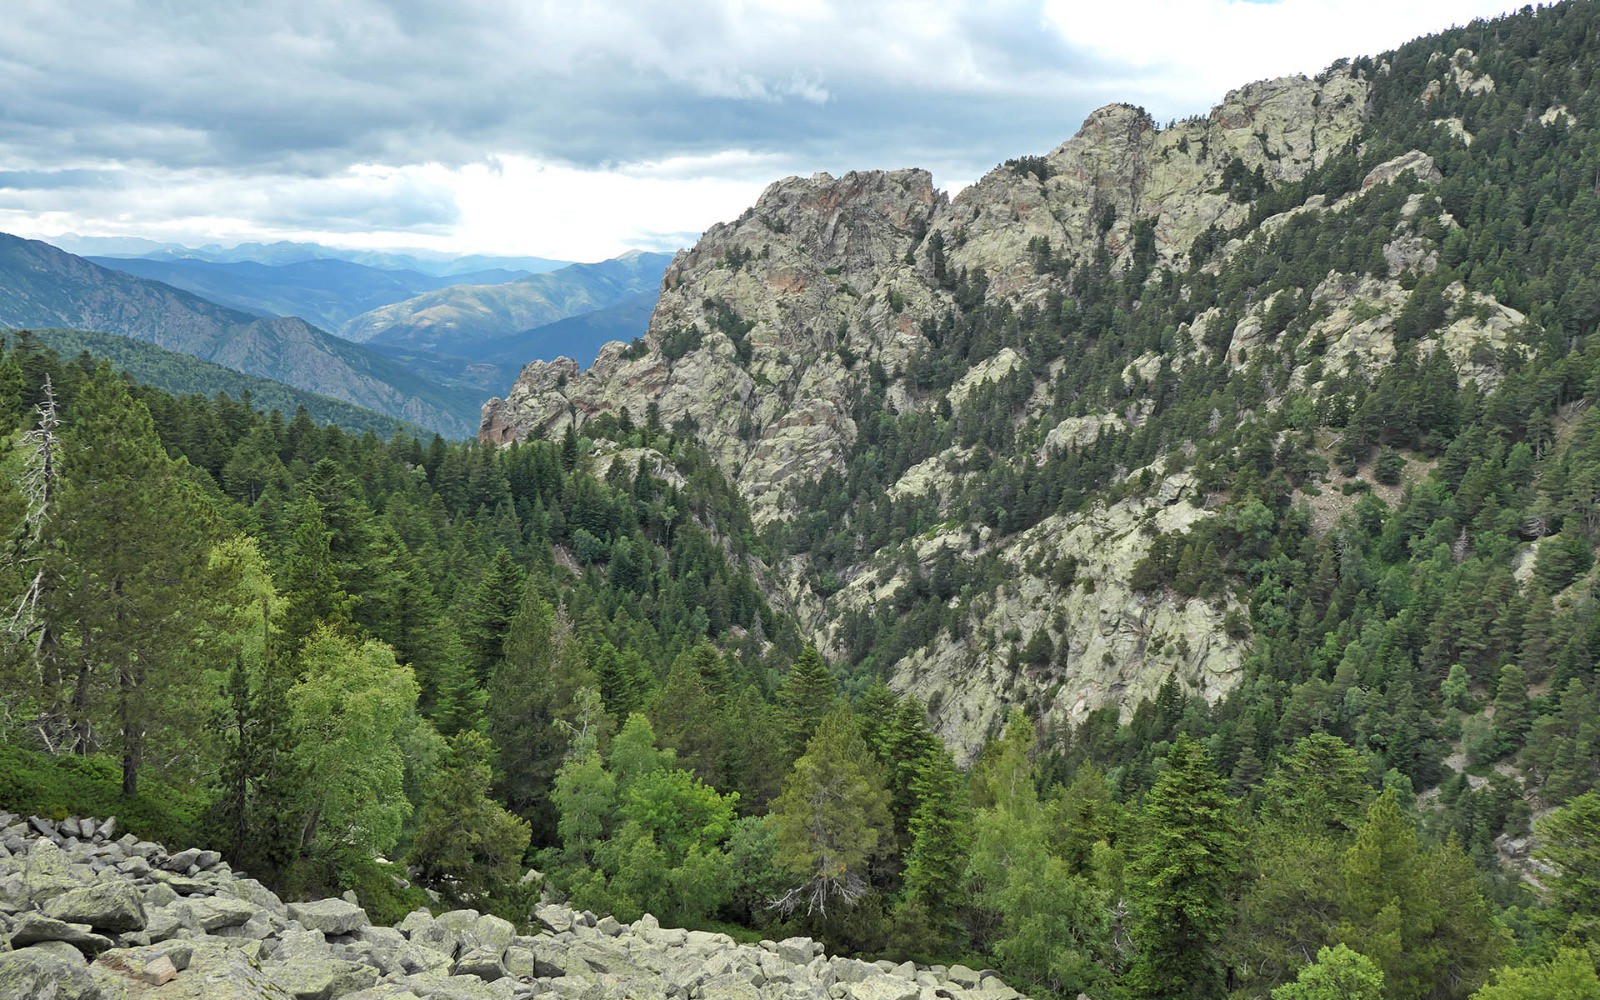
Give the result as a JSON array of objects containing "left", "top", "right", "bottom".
[
  {"left": 482, "top": 52, "right": 1543, "bottom": 757},
  {"left": 0, "top": 814, "right": 1026, "bottom": 1000}
]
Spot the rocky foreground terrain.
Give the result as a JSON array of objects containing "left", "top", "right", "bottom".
[{"left": 0, "top": 814, "right": 1028, "bottom": 1000}]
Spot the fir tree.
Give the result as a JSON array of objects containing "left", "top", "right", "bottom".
[
  {"left": 1126, "top": 736, "right": 1241, "bottom": 1000},
  {"left": 771, "top": 706, "right": 891, "bottom": 917},
  {"left": 778, "top": 645, "right": 836, "bottom": 761}
]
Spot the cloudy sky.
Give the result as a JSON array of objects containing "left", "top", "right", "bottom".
[{"left": 1, "top": 0, "right": 1520, "bottom": 262}]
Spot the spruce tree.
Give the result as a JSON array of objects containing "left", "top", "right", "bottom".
[
  {"left": 1126, "top": 736, "right": 1241, "bottom": 1000},
  {"left": 900, "top": 743, "right": 971, "bottom": 945},
  {"left": 462, "top": 547, "right": 524, "bottom": 684},
  {"left": 778, "top": 645, "right": 836, "bottom": 761}
]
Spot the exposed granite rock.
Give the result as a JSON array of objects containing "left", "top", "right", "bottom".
[{"left": 475, "top": 61, "right": 1522, "bottom": 755}]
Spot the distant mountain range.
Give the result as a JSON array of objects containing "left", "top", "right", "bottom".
[
  {"left": 339, "top": 250, "right": 673, "bottom": 351},
  {"left": 0, "top": 233, "right": 481, "bottom": 436},
  {"left": 44, "top": 234, "right": 572, "bottom": 277},
  {"left": 0, "top": 233, "right": 672, "bottom": 437},
  {"left": 86, "top": 256, "right": 530, "bottom": 333}
]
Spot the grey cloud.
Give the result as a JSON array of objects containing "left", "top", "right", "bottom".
[{"left": 0, "top": 0, "right": 1118, "bottom": 180}]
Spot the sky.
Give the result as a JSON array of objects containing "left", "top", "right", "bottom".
[{"left": 0, "top": 0, "right": 1524, "bottom": 262}]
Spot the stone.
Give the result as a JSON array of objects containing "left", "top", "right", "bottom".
[
  {"left": 97, "top": 946, "right": 183, "bottom": 987},
  {"left": 288, "top": 898, "right": 370, "bottom": 935},
  {"left": 162, "top": 848, "right": 202, "bottom": 872},
  {"left": 0, "top": 946, "right": 102, "bottom": 1000},
  {"left": 180, "top": 896, "right": 257, "bottom": 932},
  {"left": 774, "top": 938, "right": 818, "bottom": 966},
  {"left": 43, "top": 881, "right": 147, "bottom": 933},
  {"left": 700, "top": 972, "right": 763, "bottom": 1000},
  {"left": 453, "top": 946, "right": 507, "bottom": 981},
  {"left": 19, "top": 838, "right": 77, "bottom": 903},
  {"left": 847, "top": 979, "right": 920, "bottom": 1000},
  {"left": 945, "top": 966, "right": 982, "bottom": 989},
  {"left": 464, "top": 914, "right": 515, "bottom": 956},
  {"left": 8, "top": 913, "right": 115, "bottom": 955},
  {"left": 267, "top": 956, "right": 380, "bottom": 999}
]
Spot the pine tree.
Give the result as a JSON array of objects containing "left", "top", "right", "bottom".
[
  {"left": 1535, "top": 791, "right": 1600, "bottom": 938},
  {"left": 771, "top": 706, "right": 891, "bottom": 917},
  {"left": 1126, "top": 736, "right": 1241, "bottom": 1000},
  {"left": 778, "top": 645, "right": 836, "bottom": 761},
  {"left": 57, "top": 364, "right": 220, "bottom": 793},
  {"left": 408, "top": 730, "right": 532, "bottom": 904}
]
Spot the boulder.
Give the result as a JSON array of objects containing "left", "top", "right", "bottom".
[
  {"left": 287, "top": 898, "right": 369, "bottom": 936},
  {"left": 0, "top": 946, "right": 102, "bottom": 1000},
  {"left": 179, "top": 896, "right": 257, "bottom": 932},
  {"left": 8, "top": 913, "right": 115, "bottom": 956},
  {"left": 452, "top": 946, "right": 507, "bottom": 981},
  {"left": 847, "top": 979, "right": 920, "bottom": 1000},
  {"left": 267, "top": 955, "right": 380, "bottom": 999},
  {"left": 43, "top": 881, "right": 147, "bottom": 933}
]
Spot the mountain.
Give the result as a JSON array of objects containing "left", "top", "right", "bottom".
[
  {"left": 341, "top": 250, "right": 673, "bottom": 352},
  {"left": 480, "top": 292, "right": 657, "bottom": 371},
  {"left": 57, "top": 236, "right": 573, "bottom": 276},
  {"left": 86, "top": 256, "right": 530, "bottom": 332},
  {"left": 0, "top": 233, "right": 481, "bottom": 436},
  {"left": 7, "top": 327, "right": 422, "bottom": 437},
  {"left": 484, "top": 3, "right": 1600, "bottom": 761}
]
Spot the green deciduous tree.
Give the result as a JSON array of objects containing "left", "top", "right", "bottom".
[
  {"left": 1272, "top": 944, "right": 1385, "bottom": 1000},
  {"left": 1471, "top": 950, "right": 1600, "bottom": 1000},
  {"left": 289, "top": 628, "right": 419, "bottom": 856}
]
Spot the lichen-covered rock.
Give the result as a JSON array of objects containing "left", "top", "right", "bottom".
[
  {"left": 286, "top": 898, "right": 368, "bottom": 936},
  {"left": 0, "top": 946, "right": 103, "bottom": 1000},
  {"left": 42, "top": 881, "right": 146, "bottom": 933}
]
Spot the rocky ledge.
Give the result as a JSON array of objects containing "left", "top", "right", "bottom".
[{"left": 0, "top": 814, "right": 1028, "bottom": 1000}]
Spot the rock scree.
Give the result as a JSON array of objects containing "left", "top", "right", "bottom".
[{"left": 0, "top": 813, "right": 1029, "bottom": 1000}]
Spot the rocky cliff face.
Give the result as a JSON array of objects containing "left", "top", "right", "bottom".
[
  {"left": 0, "top": 813, "right": 1026, "bottom": 1000},
  {"left": 481, "top": 64, "right": 1522, "bottom": 759}
]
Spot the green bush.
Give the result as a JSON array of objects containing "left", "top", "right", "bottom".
[{"left": 0, "top": 745, "right": 201, "bottom": 848}]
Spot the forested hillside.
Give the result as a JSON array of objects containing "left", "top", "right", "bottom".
[{"left": 7, "top": 4, "right": 1600, "bottom": 1000}]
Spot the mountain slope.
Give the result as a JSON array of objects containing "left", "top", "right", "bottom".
[
  {"left": 7, "top": 327, "right": 422, "bottom": 437},
  {"left": 86, "top": 256, "right": 528, "bottom": 332},
  {"left": 481, "top": 292, "right": 657, "bottom": 370},
  {"left": 483, "top": 3, "right": 1600, "bottom": 759},
  {"left": 341, "top": 251, "right": 672, "bottom": 352},
  {"left": 0, "top": 233, "right": 481, "bottom": 436}
]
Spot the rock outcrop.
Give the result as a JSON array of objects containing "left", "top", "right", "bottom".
[
  {"left": 476, "top": 61, "right": 1515, "bottom": 758},
  {"left": 0, "top": 814, "right": 1028, "bottom": 1000}
]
